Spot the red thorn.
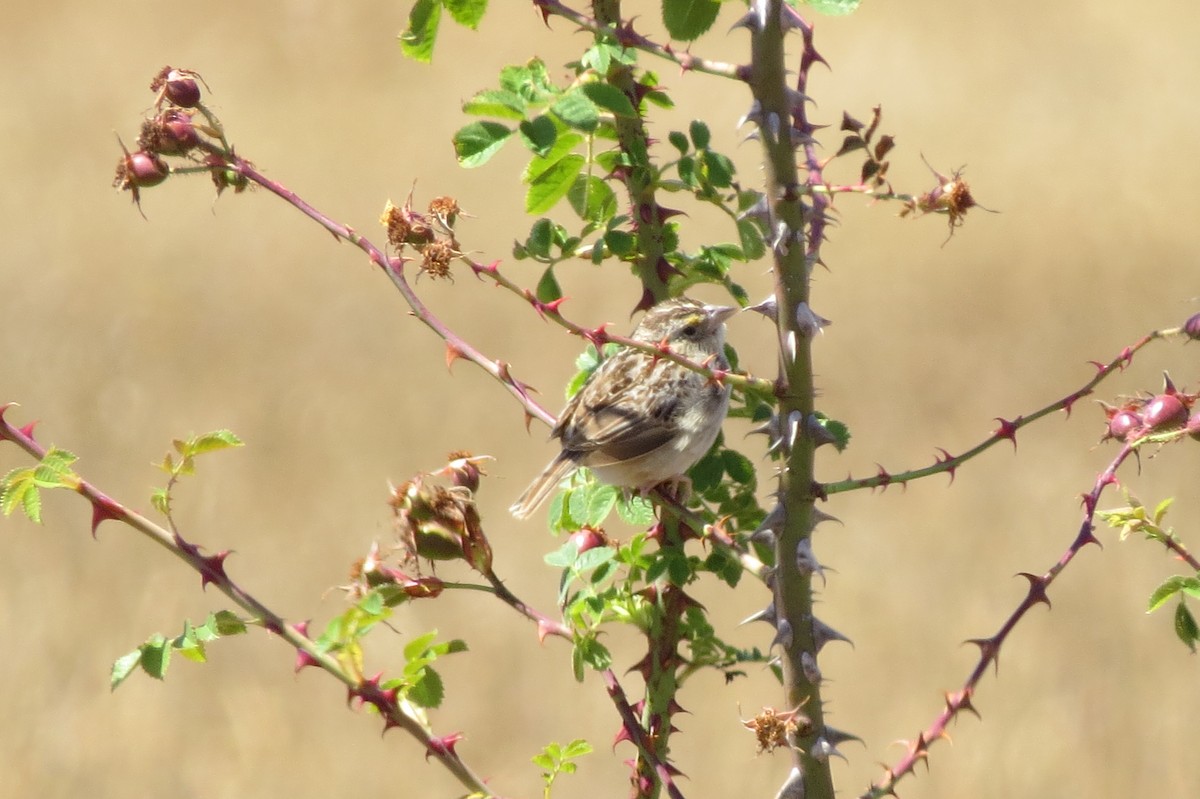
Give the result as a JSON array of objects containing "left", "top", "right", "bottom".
[
  {"left": 1061, "top": 388, "right": 1092, "bottom": 417},
  {"left": 634, "top": 286, "right": 656, "bottom": 314},
  {"left": 355, "top": 672, "right": 399, "bottom": 715},
  {"left": 874, "top": 464, "right": 892, "bottom": 491},
  {"left": 18, "top": 420, "right": 38, "bottom": 441},
  {"left": 934, "top": 448, "right": 957, "bottom": 484},
  {"left": 1016, "top": 572, "right": 1052, "bottom": 608},
  {"left": 532, "top": 295, "right": 568, "bottom": 320},
  {"left": 468, "top": 259, "right": 500, "bottom": 276},
  {"left": 582, "top": 324, "right": 612, "bottom": 350},
  {"left": 1117, "top": 346, "right": 1134, "bottom": 368},
  {"left": 425, "top": 731, "right": 465, "bottom": 761},
  {"left": 612, "top": 724, "right": 635, "bottom": 749},
  {"left": 175, "top": 535, "right": 201, "bottom": 559},
  {"left": 200, "top": 550, "right": 231, "bottom": 590},
  {"left": 945, "top": 687, "right": 979, "bottom": 719},
  {"left": 993, "top": 417, "right": 1020, "bottom": 449},
  {"left": 90, "top": 496, "right": 122, "bottom": 538},
  {"left": 1088, "top": 360, "right": 1108, "bottom": 374},
  {"left": 627, "top": 653, "right": 654, "bottom": 681},
  {"left": 1080, "top": 493, "right": 1098, "bottom": 515},
  {"left": 965, "top": 636, "right": 1001, "bottom": 673},
  {"left": 1074, "top": 521, "right": 1101, "bottom": 549},
  {"left": 294, "top": 648, "right": 319, "bottom": 673},
  {"left": 445, "top": 342, "right": 464, "bottom": 371},
  {"left": 536, "top": 619, "right": 556, "bottom": 644}
]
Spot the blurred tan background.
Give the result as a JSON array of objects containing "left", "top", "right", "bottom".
[{"left": 2, "top": 2, "right": 1198, "bottom": 797}]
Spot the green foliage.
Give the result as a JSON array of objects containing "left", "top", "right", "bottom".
[
  {"left": 399, "top": 0, "right": 488, "bottom": 63},
  {"left": 662, "top": 0, "right": 721, "bottom": 41},
  {"left": 153, "top": 430, "right": 243, "bottom": 516},
  {"left": 453, "top": 121, "right": 514, "bottom": 168},
  {"left": 1098, "top": 493, "right": 1176, "bottom": 543},
  {"left": 110, "top": 610, "right": 247, "bottom": 690},
  {"left": 1, "top": 447, "right": 79, "bottom": 523},
  {"left": 795, "top": 0, "right": 862, "bottom": 17},
  {"left": 316, "top": 590, "right": 466, "bottom": 704},
  {"left": 1100, "top": 493, "right": 1200, "bottom": 651},
  {"left": 533, "top": 738, "right": 594, "bottom": 797},
  {"left": 401, "top": 631, "right": 469, "bottom": 709},
  {"left": 456, "top": 48, "right": 763, "bottom": 303}
]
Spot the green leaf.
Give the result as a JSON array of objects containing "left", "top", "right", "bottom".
[
  {"left": 526, "top": 154, "right": 585, "bottom": 215},
  {"left": 501, "top": 58, "right": 556, "bottom": 102},
  {"left": 721, "top": 450, "right": 756, "bottom": 485},
  {"left": 616, "top": 495, "right": 655, "bottom": 526},
  {"left": 537, "top": 267, "right": 562, "bottom": 302},
  {"left": 603, "top": 229, "right": 635, "bottom": 257},
  {"left": 444, "top": 0, "right": 487, "bottom": 28},
  {"left": 662, "top": 0, "right": 721, "bottom": 41},
  {"left": 700, "top": 150, "right": 734, "bottom": 188},
  {"left": 545, "top": 539, "right": 581, "bottom": 568},
  {"left": 1152, "top": 496, "right": 1175, "bottom": 525},
  {"left": 582, "top": 42, "right": 613, "bottom": 74},
  {"left": 665, "top": 551, "right": 692, "bottom": 585},
  {"left": 689, "top": 120, "right": 711, "bottom": 149},
  {"left": 689, "top": 450, "right": 724, "bottom": 492},
  {"left": 525, "top": 218, "right": 554, "bottom": 258},
  {"left": 1148, "top": 576, "right": 1189, "bottom": 612},
  {"left": 184, "top": 430, "right": 243, "bottom": 457},
  {"left": 551, "top": 90, "right": 600, "bottom": 133},
  {"left": 567, "top": 175, "right": 617, "bottom": 223},
  {"left": 1174, "top": 602, "right": 1199, "bottom": 652},
  {"left": 580, "top": 83, "right": 636, "bottom": 118},
  {"left": 399, "top": 0, "right": 441, "bottom": 63},
  {"left": 1, "top": 470, "right": 40, "bottom": 523},
  {"left": 668, "top": 130, "right": 689, "bottom": 154},
  {"left": 150, "top": 488, "right": 169, "bottom": 516},
  {"left": 408, "top": 665, "right": 445, "bottom": 708},
  {"left": 110, "top": 650, "right": 142, "bottom": 690},
  {"left": 737, "top": 218, "right": 766, "bottom": 260},
  {"left": 574, "top": 545, "right": 616, "bottom": 573},
  {"left": 574, "top": 635, "right": 612, "bottom": 673},
  {"left": 453, "top": 121, "right": 514, "bottom": 168},
  {"left": 463, "top": 89, "right": 526, "bottom": 121},
  {"left": 563, "top": 739, "right": 593, "bottom": 758},
  {"left": 139, "top": 636, "right": 171, "bottom": 680},
  {"left": 522, "top": 130, "right": 582, "bottom": 183},
  {"left": 212, "top": 610, "right": 247, "bottom": 636},
  {"left": 519, "top": 114, "right": 559, "bottom": 156},
  {"left": 566, "top": 479, "right": 614, "bottom": 527},
  {"left": 799, "top": 0, "right": 862, "bottom": 16}
]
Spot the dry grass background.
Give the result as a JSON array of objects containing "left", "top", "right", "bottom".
[{"left": 2, "top": 2, "right": 1198, "bottom": 797}]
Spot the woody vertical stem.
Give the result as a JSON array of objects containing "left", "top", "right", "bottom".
[{"left": 746, "top": 2, "right": 834, "bottom": 797}]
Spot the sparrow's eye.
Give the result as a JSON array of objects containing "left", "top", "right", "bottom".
[{"left": 680, "top": 324, "right": 699, "bottom": 338}]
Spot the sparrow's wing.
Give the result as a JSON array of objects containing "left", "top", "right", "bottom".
[{"left": 556, "top": 356, "right": 684, "bottom": 465}]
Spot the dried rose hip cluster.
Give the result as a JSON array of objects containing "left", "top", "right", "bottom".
[{"left": 113, "top": 66, "right": 243, "bottom": 212}]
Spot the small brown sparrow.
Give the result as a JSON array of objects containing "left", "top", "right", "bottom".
[{"left": 510, "top": 297, "right": 736, "bottom": 519}]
